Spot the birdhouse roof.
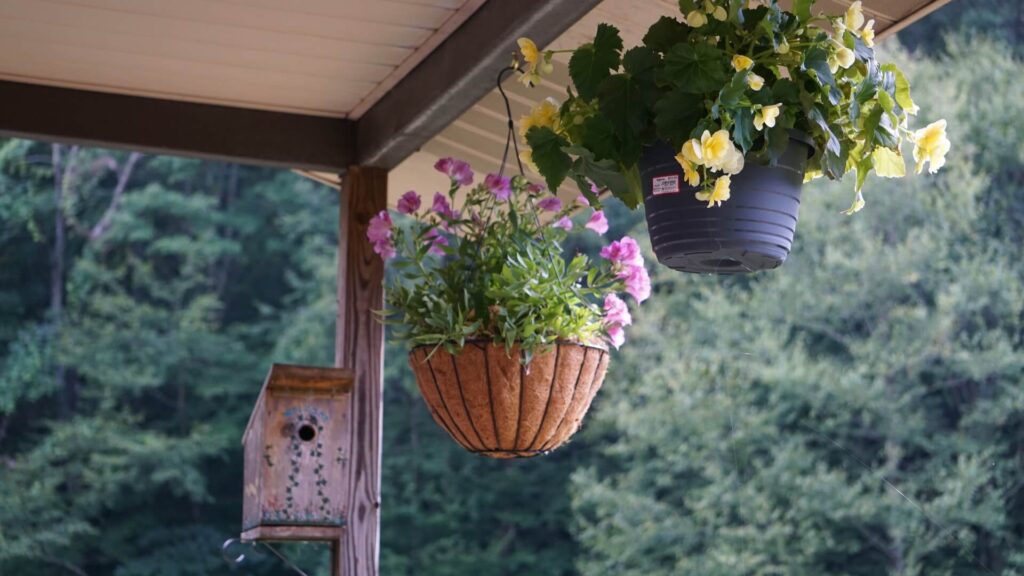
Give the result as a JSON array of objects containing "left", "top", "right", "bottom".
[{"left": 241, "top": 363, "right": 354, "bottom": 444}]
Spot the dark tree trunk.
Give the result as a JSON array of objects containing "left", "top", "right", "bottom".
[{"left": 50, "top": 144, "right": 71, "bottom": 417}]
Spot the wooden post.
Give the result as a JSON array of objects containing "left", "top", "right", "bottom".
[{"left": 334, "top": 166, "right": 387, "bottom": 576}]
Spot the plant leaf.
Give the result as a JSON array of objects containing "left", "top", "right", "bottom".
[
  {"left": 803, "top": 47, "right": 836, "bottom": 88},
  {"left": 882, "top": 63, "right": 919, "bottom": 115},
  {"left": 872, "top": 146, "right": 906, "bottom": 178},
  {"left": 653, "top": 89, "right": 706, "bottom": 147},
  {"left": 732, "top": 107, "right": 755, "bottom": 153},
  {"left": 862, "top": 106, "right": 899, "bottom": 149},
  {"left": 598, "top": 74, "right": 646, "bottom": 164},
  {"left": 662, "top": 44, "right": 728, "bottom": 94},
  {"left": 642, "top": 16, "right": 690, "bottom": 54},
  {"left": 568, "top": 24, "right": 623, "bottom": 100},
  {"left": 525, "top": 126, "right": 573, "bottom": 192}
]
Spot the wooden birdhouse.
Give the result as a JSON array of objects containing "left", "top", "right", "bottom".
[{"left": 241, "top": 363, "right": 353, "bottom": 542}]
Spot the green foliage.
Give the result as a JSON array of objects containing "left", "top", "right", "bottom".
[
  {"left": 571, "top": 38, "right": 1024, "bottom": 576},
  {"left": 0, "top": 146, "right": 339, "bottom": 576},
  {"left": 379, "top": 168, "right": 638, "bottom": 360},
  {"left": 519, "top": 0, "right": 941, "bottom": 210}
]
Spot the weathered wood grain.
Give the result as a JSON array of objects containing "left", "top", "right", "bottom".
[
  {"left": 334, "top": 166, "right": 386, "bottom": 576},
  {"left": 241, "top": 364, "right": 353, "bottom": 538}
]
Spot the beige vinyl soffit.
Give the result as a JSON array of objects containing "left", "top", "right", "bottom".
[{"left": 0, "top": 0, "right": 486, "bottom": 119}]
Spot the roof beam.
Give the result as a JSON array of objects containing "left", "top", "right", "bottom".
[
  {"left": 355, "top": 0, "right": 602, "bottom": 170},
  {"left": 0, "top": 81, "right": 355, "bottom": 172}
]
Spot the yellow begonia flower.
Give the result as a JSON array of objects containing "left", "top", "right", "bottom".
[
  {"left": 732, "top": 55, "right": 754, "bottom": 71},
  {"left": 754, "top": 104, "right": 781, "bottom": 131},
  {"left": 861, "top": 19, "right": 876, "bottom": 47},
  {"left": 696, "top": 130, "right": 745, "bottom": 175},
  {"left": 517, "top": 38, "right": 547, "bottom": 86},
  {"left": 721, "top": 147, "right": 745, "bottom": 175},
  {"left": 697, "top": 175, "right": 732, "bottom": 207},
  {"left": 712, "top": 5, "right": 728, "bottom": 21},
  {"left": 828, "top": 54, "right": 840, "bottom": 74},
  {"left": 700, "top": 130, "right": 733, "bottom": 171},
  {"left": 842, "top": 191, "right": 866, "bottom": 215},
  {"left": 686, "top": 10, "right": 708, "bottom": 27},
  {"left": 747, "top": 73, "right": 765, "bottom": 91},
  {"left": 912, "top": 119, "right": 951, "bottom": 174},
  {"left": 836, "top": 45, "right": 855, "bottom": 69},
  {"left": 519, "top": 98, "right": 560, "bottom": 141},
  {"left": 680, "top": 139, "right": 704, "bottom": 166},
  {"left": 518, "top": 38, "right": 539, "bottom": 67},
  {"left": 674, "top": 154, "right": 702, "bottom": 187},
  {"left": 845, "top": 1, "right": 865, "bottom": 32}
]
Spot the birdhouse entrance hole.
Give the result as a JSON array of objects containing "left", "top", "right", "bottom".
[{"left": 298, "top": 424, "right": 316, "bottom": 442}]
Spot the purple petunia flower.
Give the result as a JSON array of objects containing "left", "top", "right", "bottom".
[
  {"left": 397, "top": 190, "right": 421, "bottom": 215},
  {"left": 432, "top": 192, "right": 457, "bottom": 219},
  {"left": 434, "top": 157, "right": 474, "bottom": 186},
  {"left": 423, "top": 228, "right": 448, "bottom": 256},
  {"left": 537, "top": 197, "right": 562, "bottom": 212},
  {"left": 367, "top": 210, "right": 395, "bottom": 260},
  {"left": 484, "top": 173, "right": 512, "bottom": 201}
]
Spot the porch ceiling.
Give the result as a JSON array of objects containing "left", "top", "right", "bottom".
[
  {"left": 0, "top": 0, "right": 486, "bottom": 119},
  {"left": 315, "top": 0, "right": 953, "bottom": 207},
  {"left": 0, "top": 0, "right": 953, "bottom": 205}
]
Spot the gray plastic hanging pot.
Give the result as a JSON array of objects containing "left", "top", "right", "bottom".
[{"left": 639, "top": 132, "right": 813, "bottom": 274}]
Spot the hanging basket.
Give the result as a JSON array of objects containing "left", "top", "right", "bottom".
[
  {"left": 408, "top": 341, "right": 609, "bottom": 459},
  {"left": 640, "top": 132, "right": 813, "bottom": 274}
]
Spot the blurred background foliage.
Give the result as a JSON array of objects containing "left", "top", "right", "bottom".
[{"left": 1, "top": 1, "right": 1023, "bottom": 574}]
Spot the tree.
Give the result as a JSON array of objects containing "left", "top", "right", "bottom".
[
  {"left": 0, "top": 146, "right": 341, "bottom": 575},
  {"left": 571, "top": 41, "right": 1024, "bottom": 576}
]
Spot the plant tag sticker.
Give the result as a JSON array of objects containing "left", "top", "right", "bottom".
[{"left": 651, "top": 175, "right": 680, "bottom": 196}]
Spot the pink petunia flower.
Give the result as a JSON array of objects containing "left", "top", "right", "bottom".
[
  {"left": 434, "top": 157, "right": 474, "bottom": 186},
  {"left": 537, "top": 197, "right": 562, "bottom": 212},
  {"left": 603, "top": 294, "right": 632, "bottom": 327},
  {"left": 576, "top": 194, "right": 590, "bottom": 207},
  {"left": 484, "top": 173, "right": 512, "bottom": 201},
  {"left": 527, "top": 183, "right": 545, "bottom": 195},
  {"left": 552, "top": 216, "right": 573, "bottom": 230},
  {"left": 623, "top": 265, "right": 651, "bottom": 303},
  {"left": 397, "top": 191, "right": 421, "bottom": 214},
  {"left": 600, "top": 236, "right": 643, "bottom": 268},
  {"left": 607, "top": 324, "right": 625, "bottom": 349},
  {"left": 585, "top": 210, "right": 609, "bottom": 234}
]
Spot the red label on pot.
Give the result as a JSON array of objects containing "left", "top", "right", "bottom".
[{"left": 651, "top": 174, "right": 680, "bottom": 196}]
